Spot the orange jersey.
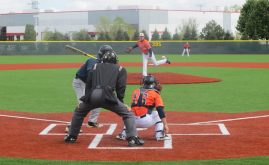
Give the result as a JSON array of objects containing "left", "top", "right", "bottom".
[
  {"left": 131, "top": 88, "right": 164, "bottom": 116},
  {"left": 137, "top": 39, "right": 151, "bottom": 54}
]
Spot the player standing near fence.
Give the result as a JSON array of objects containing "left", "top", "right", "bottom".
[
  {"left": 182, "top": 42, "right": 190, "bottom": 56},
  {"left": 126, "top": 33, "right": 171, "bottom": 77}
]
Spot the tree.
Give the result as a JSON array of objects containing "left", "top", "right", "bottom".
[
  {"left": 95, "top": 16, "right": 135, "bottom": 40},
  {"left": 131, "top": 30, "right": 139, "bottom": 40},
  {"left": 179, "top": 18, "right": 198, "bottom": 40},
  {"left": 95, "top": 16, "right": 111, "bottom": 34},
  {"left": 24, "top": 24, "right": 36, "bottom": 41},
  {"left": 236, "top": 0, "right": 269, "bottom": 40},
  {"left": 123, "top": 31, "right": 130, "bottom": 41},
  {"left": 151, "top": 29, "right": 160, "bottom": 40},
  {"left": 172, "top": 29, "right": 180, "bottom": 40},
  {"left": 200, "top": 20, "right": 225, "bottom": 40},
  {"left": 72, "top": 29, "right": 91, "bottom": 41},
  {"left": 114, "top": 28, "right": 125, "bottom": 40},
  {"left": 183, "top": 26, "right": 191, "bottom": 40},
  {"left": 97, "top": 32, "right": 106, "bottom": 40},
  {"left": 161, "top": 27, "right": 171, "bottom": 40},
  {"left": 224, "top": 31, "right": 235, "bottom": 40},
  {"left": 42, "top": 29, "right": 69, "bottom": 41}
]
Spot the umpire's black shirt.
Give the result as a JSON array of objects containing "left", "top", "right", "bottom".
[{"left": 84, "top": 63, "right": 127, "bottom": 103}]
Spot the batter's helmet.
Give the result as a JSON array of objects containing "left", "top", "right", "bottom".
[
  {"left": 97, "top": 45, "right": 113, "bottom": 62},
  {"left": 101, "top": 50, "right": 118, "bottom": 64}
]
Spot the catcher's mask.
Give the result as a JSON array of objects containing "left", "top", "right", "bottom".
[
  {"left": 97, "top": 45, "right": 113, "bottom": 62},
  {"left": 142, "top": 75, "right": 161, "bottom": 91},
  {"left": 101, "top": 50, "right": 118, "bottom": 64}
]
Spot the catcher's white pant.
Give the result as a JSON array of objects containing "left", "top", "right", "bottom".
[
  {"left": 72, "top": 78, "right": 100, "bottom": 123},
  {"left": 120, "top": 111, "right": 165, "bottom": 140},
  {"left": 142, "top": 52, "right": 167, "bottom": 76},
  {"left": 182, "top": 48, "right": 190, "bottom": 56}
]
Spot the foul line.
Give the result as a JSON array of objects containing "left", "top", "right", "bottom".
[
  {"left": 186, "top": 114, "right": 269, "bottom": 125},
  {"left": 0, "top": 114, "right": 69, "bottom": 124}
]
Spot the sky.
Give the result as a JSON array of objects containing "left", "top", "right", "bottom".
[{"left": 0, "top": 0, "right": 247, "bottom": 13}]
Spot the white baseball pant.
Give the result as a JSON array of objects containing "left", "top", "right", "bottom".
[
  {"left": 142, "top": 52, "right": 167, "bottom": 76},
  {"left": 120, "top": 111, "right": 165, "bottom": 140}
]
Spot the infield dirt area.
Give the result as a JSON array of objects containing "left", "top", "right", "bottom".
[{"left": 0, "top": 110, "right": 269, "bottom": 161}]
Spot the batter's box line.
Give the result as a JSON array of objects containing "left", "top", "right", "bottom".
[
  {"left": 39, "top": 123, "right": 117, "bottom": 136},
  {"left": 88, "top": 134, "right": 173, "bottom": 150},
  {"left": 168, "top": 123, "right": 230, "bottom": 136}
]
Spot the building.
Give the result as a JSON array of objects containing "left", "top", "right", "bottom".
[{"left": 0, "top": 8, "right": 239, "bottom": 41}]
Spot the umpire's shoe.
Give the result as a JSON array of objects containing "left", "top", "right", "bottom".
[
  {"left": 64, "top": 135, "right": 77, "bottom": 143},
  {"left": 127, "top": 136, "right": 144, "bottom": 147},
  {"left": 87, "top": 122, "right": 103, "bottom": 128}
]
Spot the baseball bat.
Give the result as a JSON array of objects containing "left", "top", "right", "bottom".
[{"left": 65, "top": 45, "right": 97, "bottom": 59}]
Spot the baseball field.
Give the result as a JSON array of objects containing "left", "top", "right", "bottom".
[{"left": 1, "top": 54, "right": 269, "bottom": 164}]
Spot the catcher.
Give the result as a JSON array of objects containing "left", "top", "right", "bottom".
[
  {"left": 116, "top": 75, "right": 170, "bottom": 141},
  {"left": 126, "top": 33, "right": 171, "bottom": 77}
]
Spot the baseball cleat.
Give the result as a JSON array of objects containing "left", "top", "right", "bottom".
[
  {"left": 127, "top": 136, "right": 144, "bottom": 147},
  {"left": 156, "top": 134, "right": 170, "bottom": 141},
  {"left": 87, "top": 122, "right": 103, "bottom": 128},
  {"left": 116, "top": 133, "right": 126, "bottom": 140},
  {"left": 64, "top": 135, "right": 77, "bottom": 143},
  {"left": 162, "top": 56, "right": 171, "bottom": 64}
]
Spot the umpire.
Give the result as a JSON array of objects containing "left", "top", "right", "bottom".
[{"left": 65, "top": 46, "right": 144, "bottom": 147}]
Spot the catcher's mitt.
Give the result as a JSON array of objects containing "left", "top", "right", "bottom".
[{"left": 125, "top": 47, "right": 133, "bottom": 53}]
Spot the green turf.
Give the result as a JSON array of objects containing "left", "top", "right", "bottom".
[
  {"left": 0, "top": 54, "right": 269, "bottom": 164},
  {"left": 0, "top": 54, "right": 269, "bottom": 64},
  {"left": 1, "top": 156, "right": 269, "bottom": 165},
  {"left": 0, "top": 58, "right": 269, "bottom": 113}
]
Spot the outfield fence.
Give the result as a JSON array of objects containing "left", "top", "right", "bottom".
[{"left": 0, "top": 40, "right": 268, "bottom": 55}]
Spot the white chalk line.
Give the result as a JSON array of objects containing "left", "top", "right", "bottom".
[
  {"left": 39, "top": 123, "right": 117, "bottom": 136},
  {"left": 1, "top": 113, "right": 269, "bottom": 125},
  {"left": 88, "top": 134, "right": 172, "bottom": 150},
  {"left": 0, "top": 114, "right": 69, "bottom": 123}
]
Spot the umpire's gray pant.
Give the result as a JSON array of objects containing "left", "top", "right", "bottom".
[
  {"left": 69, "top": 98, "right": 137, "bottom": 139},
  {"left": 72, "top": 78, "right": 100, "bottom": 123}
]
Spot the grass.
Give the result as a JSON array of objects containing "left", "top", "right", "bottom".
[
  {"left": 0, "top": 54, "right": 269, "bottom": 164},
  {"left": 1, "top": 156, "right": 269, "bottom": 165}
]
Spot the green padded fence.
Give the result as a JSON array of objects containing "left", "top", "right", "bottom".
[{"left": 0, "top": 41, "right": 268, "bottom": 55}]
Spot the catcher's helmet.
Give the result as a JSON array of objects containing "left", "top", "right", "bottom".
[
  {"left": 97, "top": 45, "right": 113, "bottom": 62},
  {"left": 101, "top": 50, "right": 118, "bottom": 64},
  {"left": 142, "top": 75, "right": 156, "bottom": 89},
  {"left": 142, "top": 75, "right": 162, "bottom": 91}
]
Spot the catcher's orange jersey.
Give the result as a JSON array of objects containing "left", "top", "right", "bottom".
[
  {"left": 131, "top": 88, "right": 164, "bottom": 116},
  {"left": 137, "top": 39, "right": 151, "bottom": 54}
]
